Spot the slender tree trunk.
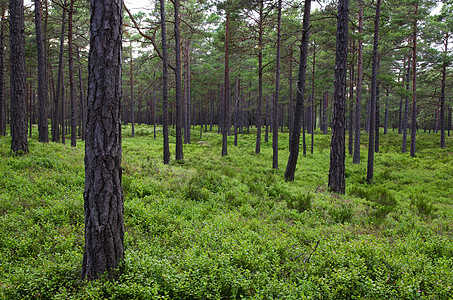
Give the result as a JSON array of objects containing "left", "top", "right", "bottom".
[
  {"left": 384, "top": 88, "right": 388, "bottom": 134},
  {"left": 285, "top": 0, "right": 311, "bottom": 181},
  {"left": 0, "top": 7, "right": 5, "bottom": 136},
  {"left": 35, "top": 0, "right": 49, "bottom": 142},
  {"left": 68, "top": 0, "right": 76, "bottom": 147},
  {"left": 159, "top": 0, "right": 170, "bottom": 164},
  {"left": 222, "top": 13, "right": 230, "bottom": 156},
  {"left": 288, "top": 47, "right": 293, "bottom": 149},
  {"left": 153, "top": 90, "right": 156, "bottom": 138},
  {"left": 366, "top": 0, "right": 381, "bottom": 183},
  {"left": 375, "top": 81, "right": 380, "bottom": 152},
  {"left": 53, "top": 1, "right": 66, "bottom": 142},
  {"left": 410, "top": 3, "right": 418, "bottom": 157},
  {"left": 328, "top": 0, "right": 350, "bottom": 193},
  {"left": 311, "top": 42, "right": 316, "bottom": 154},
  {"left": 174, "top": 0, "right": 183, "bottom": 160},
  {"left": 61, "top": 78, "right": 65, "bottom": 144},
  {"left": 440, "top": 32, "right": 448, "bottom": 148},
  {"left": 82, "top": 0, "right": 124, "bottom": 280},
  {"left": 402, "top": 54, "right": 411, "bottom": 153},
  {"left": 210, "top": 91, "right": 214, "bottom": 131},
  {"left": 348, "top": 40, "right": 354, "bottom": 156},
  {"left": 265, "top": 96, "right": 269, "bottom": 142},
  {"left": 255, "top": 0, "right": 263, "bottom": 154},
  {"left": 272, "top": 0, "right": 281, "bottom": 169},
  {"left": 77, "top": 50, "right": 85, "bottom": 140},
  {"left": 130, "top": 42, "right": 135, "bottom": 137},
  {"left": 234, "top": 78, "right": 239, "bottom": 147}
]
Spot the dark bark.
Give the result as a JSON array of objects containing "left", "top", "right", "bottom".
[
  {"left": 82, "top": 0, "right": 124, "bottom": 280},
  {"left": 328, "top": 0, "right": 350, "bottom": 193},
  {"left": 222, "top": 13, "right": 230, "bottom": 156},
  {"left": 68, "top": 0, "right": 76, "bottom": 147},
  {"left": 9, "top": 0, "right": 28, "bottom": 153},
  {"left": 77, "top": 50, "right": 86, "bottom": 140},
  {"left": 375, "top": 82, "right": 380, "bottom": 153},
  {"left": 284, "top": 0, "right": 311, "bottom": 181},
  {"left": 366, "top": 0, "right": 381, "bottom": 183},
  {"left": 272, "top": 0, "right": 281, "bottom": 169},
  {"left": 410, "top": 3, "right": 418, "bottom": 157},
  {"left": 35, "top": 0, "right": 49, "bottom": 142},
  {"left": 265, "top": 96, "right": 269, "bottom": 142},
  {"left": 210, "top": 91, "right": 214, "bottom": 131},
  {"left": 440, "top": 32, "right": 448, "bottom": 148},
  {"left": 61, "top": 74, "right": 65, "bottom": 144},
  {"left": 402, "top": 54, "right": 411, "bottom": 153},
  {"left": 0, "top": 7, "right": 5, "bottom": 136},
  {"left": 234, "top": 78, "right": 240, "bottom": 147},
  {"left": 255, "top": 0, "right": 263, "bottom": 154},
  {"left": 384, "top": 88, "right": 388, "bottom": 134},
  {"left": 130, "top": 42, "right": 134, "bottom": 137},
  {"left": 53, "top": 1, "right": 66, "bottom": 142},
  {"left": 174, "top": 0, "right": 183, "bottom": 160},
  {"left": 153, "top": 90, "right": 156, "bottom": 139},
  {"left": 288, "top": 48, "right": 293, "bottom": 149},
  {"left": 348, "top": 41, "right": 354, "bottom": 156},
  {"left": 159, "top": 0, "right": 170, "bottom": 164}
]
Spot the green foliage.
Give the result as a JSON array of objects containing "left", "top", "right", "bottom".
[{"left": 0, "top": 128, "right": 452, "bottom": 299}]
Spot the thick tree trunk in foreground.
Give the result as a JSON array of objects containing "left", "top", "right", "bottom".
[
  {"left": 159, "top": 0, "right": 170, "bottom": 164},
  {"left": 328, "top": 0, "right": 350, "bottom": 193},
  {"left": 366, "top": 0, "right": 381, "bottom": 183},
  {"left": 82, "top": 0, "right": 124, "bottom": 281},
  {"left": 9, "top": 0, "right": 28, "bottom": 154},
  {"left": 35, "top": 0, "right": 49, "bottom": 142},
  {"left": 284, "top": 0, "right": 311, "bottom": 181}
]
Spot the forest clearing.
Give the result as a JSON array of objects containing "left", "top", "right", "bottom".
[{"left": 0, "top": 126, "right": 452, "bottom": 298}]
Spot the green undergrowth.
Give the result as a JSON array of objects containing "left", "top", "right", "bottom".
[{"left": 0, "top": 125, "right": 452, "bottom": 299}]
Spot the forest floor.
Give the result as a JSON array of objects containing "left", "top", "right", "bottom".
[{"left": 0, "top": 125, "right": 452, "bottom": 299}]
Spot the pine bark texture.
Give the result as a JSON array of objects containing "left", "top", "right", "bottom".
[
  {"left": 35, "top": 0, "right": 49, "bottom": 142},
  {"left": 159, "top": 0, "right": 170, "bottom": 164},
  {"left": 328, "top": 0, "right": 349, "bottom": 193},
  {"left": 366, "top": 0, "right": 381, "bottom": 183},
  {"left": 53, "top": 1, "right": 66, "bottom": 142},
  {"left": 0, "top": 8, "right": 5, "bottom": 136},
  {"left": 68, "top": 0, "right": 76, "bottom": 146},
  {"left": 174, "top": 0, "right": 183, "bottom": 160},
  {"left": 255, "top": 1, "right": 263, "bottom": 154},
  {"left": 82, "top": 0, "right": 124, "bottom": 281},
  {"left": 284, "top": 0, "right": 311, "bottom": 181},
  {"left": 410, "top": 3, "right": 418, "bottom": 157},
  {"left": 9, "top": 0, "right": 28, "bottom": 153},
  {"left": 222, "top": 13, "right": 230, "bottom": 156},
  {"left": 353, "top": 7, "right": 363, "bottom": 164},
  {"left": 402, "top": 55, "right": 411, "bottom": 153},
  {"left": 272, "top": 0, "right": 281, "bottom": 169}
]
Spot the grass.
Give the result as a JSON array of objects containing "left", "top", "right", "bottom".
[{"left": 0, "top": 124, "right": 452, "bottom": 299}]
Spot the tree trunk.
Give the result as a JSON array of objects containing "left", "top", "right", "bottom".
[
  {"left": 402, "top": 54, "right": 411, "bottom": 153},
  {"left": 222, "top": 13, "right": 230, "bottom": 156},
  {"left": 174, "top": 0, "right": 183, "bottom": 160},
  {"left": 53, "top": 1, "right": 66, "bottom": 143},
  {"left": 384, "top": 88, "right": 388, "bottom": 134},
  {"left": 440, "top": 32, "right": 448, "bottom": 148},
  {"left": 35, "top": 0, "right": 49, "bottom": 142},
  {"left": 82, "top": 0, "right": 124, "bottom": 280},
  {"left": 328, "top": 0, "right": 350, "bottom": 193},
  {"left": 153, "top": 90, "right": 156, "bottom": 138},
  {"left": 61, "top": 75, "right": 65, "bottom": 144},
  {"left": 255, "top": 0, "right": 263, "bottom": 154},
  {"left": 366, "top": 0, "right": 381, "bottom": 183},
  {"left": 130, "top": 42, "right": 135, "bottom": 137},
  {"left": 284, "top": 0, "right": 311, "bottom": 181},
  {"left": 348, "top": 40, "right": 354, "bottom": 156},
  {"left": 160, "top": 0, "right": 170, "bottom": 164},
  {"left": 77, "top": 50, "right": 86, "bottom": 140},
  {"left": 0, "top": 7, "right": 5, "bottom": 136},
  {"left": 272, "top": 0, "right": 281, "bottom": 169},
  {"left": 234, "top": 78, "right": 240, "bottom": 147},
  {"left": 410, "top": 3, "right": 418, "bottom": 157},
  {"left": 352, "top": 6, "right": 363, "bottom": 164},
  {"left": 68, "top": 0, "right": 76, "bottom": 147}
]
